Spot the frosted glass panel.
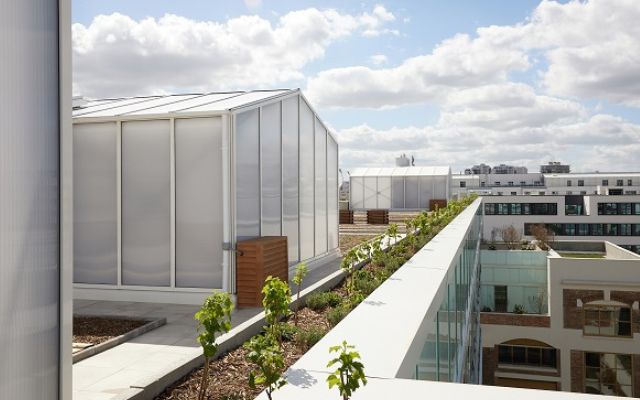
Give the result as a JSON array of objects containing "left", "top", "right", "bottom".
[
  {"left": 327, "top": 137, "right": 339, "bottom": 250},
  {"left": 236, "top": 109, "right": 260, "bottom": 239},
  {"left": 419, "top": 177, "right": 433, "bottom": 208},
  {"left": 392, "top": 177, "right": 404, "bottom": 208},
  {"left": 1, "top": 2, "right": 61, "bottom": 395},
  {"left": 364, "top": 177, "right": 377, "bottom": 208},
  {"left": 282, "top": 97, "right": 299, "bottom": 262},
  {"left": 122, "top": 120, "right": 171, "bottom": 286},
  {"left": 299, "top": 100, "right": 315, "bottom": 259},
  {"left": 378, "top": 177, "right": 391, "bottom": 209},
  {"left": 175, "top": 117, "right": 223, "bottom": 288},
  {"left": 350, "top": 177, "right": 364, "bottom": 208},
  {"left": 405, "top": 177, "right": 419, "bottom": 208},
  {"left": 314, "top": 118, "right": 327, "bottom": 255},
  {"left": 261, "top": 102, "right": 282, "bottom": 236},
  {"left": 73, "top": 122, "right": 117, "bottom": 284}
]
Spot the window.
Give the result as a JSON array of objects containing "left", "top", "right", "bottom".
[
  {"left": 628, "top": 179, "right": 633, "bottom": 186},
  {"left": 497, "top": 344, "right": 557, "bottom": 369},
  {"left": 577, "top": 224, "right": 589, "bottom": 236},
  {"left": 511, "top": 203, "right": 521, "bottom": 215},
  {"left": 602, "top": 179, "right": 609, "bottom": 186},
  {"left": 459, "top": 181, "right": 466, "bottom": 188},
  {"left": 564, "top": 224, "right": 576, "bottom": 235},
  {"left": 584, "top": 352, "right": 633, "bottom": 397},
  {"left": 511, "top": 191, "right": 517, "bottom": 195},
  {"left": 497, "top": 203, "right": 509, "bottom": 215},
  {"left": 495, "top": 181, "right": 501, "bottom": 186},
  {"left": 481, "top": 181, "right": 486, "bottom": 187},
  {"left": 621, "top": 224, "right": 632, "bottom": 236},
  {"left": 617, "top": 179, "right": 624, "bottom": 186},
  {"left": 578, "top": 180, "right": 585, "bottom": 186},
  {"left": 484, "top": 204, "right": 496, "bottom": 215},
  {"left": 580, "top": 191, "right": 587, "bottom": 195},
  {"left": 566, "top": 191, "right": 573, "bottom": 195},
  {"left": 591, "top": 224, "right": 604, "bottom": 236},
  {"left": 494, "top": 286, "right": 508, "bottom": 313},
  {"left": 567, "top": 180, "right": 572, "bottom": 186},
  {"left": 584, "top": 304, "right": 632, "bottom": 337},
  {"left": 520, "top": 181, "right": 526, "bottom": 186},
  {"left": 508, "top": 181, "right": 514, "bottom": 186}
]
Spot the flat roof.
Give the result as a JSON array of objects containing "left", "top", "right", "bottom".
[
  {"left": 72, "top": 89, "right": 294, "bottom": 118},
  {"left": 350, "top": 166, "right": 450, "bottom": 177}
]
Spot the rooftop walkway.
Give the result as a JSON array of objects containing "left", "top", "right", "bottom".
[{"left": 72, "top": 256, "right": 342, "bottom": 400}]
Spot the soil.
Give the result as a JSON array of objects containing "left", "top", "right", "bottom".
[
  {"left": 338, "top": 234, "right": 377, "bottom": 253},
  {"left": 73, "top": 316, "right": 147, "bottom": 345},
  {"left": 155, "top": 307, "right": 334, "bottom": 400}
]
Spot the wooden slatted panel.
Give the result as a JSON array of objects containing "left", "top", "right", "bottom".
[
  {"left": 429, "top": 199, "right": 447, "bottom": 211},
  {"left": 236, "top": 236, "right": 288, "bottom": 307},
  {"left": 367, "top": 209, "right": 389, "bottom": 225},
  {"left": 339, "top": 210, "right": 354, "bottom": 224}
]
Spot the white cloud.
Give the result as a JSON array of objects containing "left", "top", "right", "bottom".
[
  {"left": 369, "top": 54, "right": 388, "bottom": 65},
  {"left": 307, "top": 0, "right": 640, "bottom": 109},
  {"left": 72, "top": 6, "right": 397, "bottom": 97},
  {"left": 306, "top": 32, "right": 529, "bottom": 109}
]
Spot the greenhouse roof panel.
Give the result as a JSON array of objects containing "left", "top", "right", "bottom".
[{"left": 73, "top": 89, "right": 296, "bottom": 118}]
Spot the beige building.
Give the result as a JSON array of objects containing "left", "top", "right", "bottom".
[{"left": 481, "top": 242, "right": 640, "bottom": 396}]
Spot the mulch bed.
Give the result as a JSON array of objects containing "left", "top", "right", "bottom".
[
  {"left": 339, "top": 234, "right": 377, "bottom": 253},
  {"left": 73, "top": 316, "right": 147, "bottom": 345},
  {"left": 155, "top": 307, "right": 334, "bottom": 400}
]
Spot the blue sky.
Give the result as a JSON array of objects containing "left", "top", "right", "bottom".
[{"left": 72, "top": 0, "right": 640, "bottom": 172}]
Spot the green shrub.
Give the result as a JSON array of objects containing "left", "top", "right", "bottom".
[
  {"left": 306, "top": 292, "right": 342, "bottom": 311},
  {"left": 327, "top": 304, "right": 351, "bottom": 326},
  {"left": 352, "top": 270, "right": 380, "bottom": 296},
  {"left": 278, "top": 323, "right": 301, "bottom": 342},
  {"left": 294, "top": 326, "right": 327, "bottom": 349}
]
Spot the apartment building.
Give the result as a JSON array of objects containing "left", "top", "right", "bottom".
[
  {"left": 452, "top": 172, "right": 640, "bottom": 197},
  {"left": 480, "top": 242, "right": 640, "bottom": 396},
  {"left": 481, "top": 194, "right": 640, "bottom": 253}
]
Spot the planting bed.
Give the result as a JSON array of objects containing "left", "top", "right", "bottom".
[
  {"left": 154, "top": 196, "right": 476, "bottom": 400},
  {"left": 73, "top": 316, "right": 147, "bottom": 346},
  {"left": 338, "top": 234, "right": 377, "bottom": 253}
]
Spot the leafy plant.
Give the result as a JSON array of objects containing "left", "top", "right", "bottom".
[
  {"left": 340, "top": 247, "right": 363, "bottom": 302},
  {"left": 386, "top": 223, "right": 400, "bottom": 245},
  {"left": 262, "top": 276, "right": 292, "bottom": 345},
  {"left": 327, "top": 304, "right": 351, "bottom": 326},
  {"left": 292, "top": 262, "right": 309, "bottom": 326},
  {"left": 278, "top": 322, "right": 301, "bottom": 342},
  {"left": 245, "top": 335, "right": 287, "bottom": 400},
  {"left": 194, "top": 292, "right": 234, "bottom": 400},
  {"left": 306, "top": 292, "right": 342, "bottom": 311},
  {"left": 294, "top": 326, "right": 327, "bottom": 349},
  {"left": 513, "top": 304, "right": 526, "bottom": 314},
  {"left": 327, "top": 341, "right": 367, "bottom": 400}
]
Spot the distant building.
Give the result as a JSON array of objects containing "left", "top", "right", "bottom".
[
  {"left": 466, "top": 163, "right": 492, "bottom": 175},
  {"left": 396, "top": 153, "right": 412, "bottom": 167},
  {"left": 493, "top": 163, "right": 528, "bottom": 174},
  {"left": 541, "top": 161, "right": 571, "bottom": 174}
]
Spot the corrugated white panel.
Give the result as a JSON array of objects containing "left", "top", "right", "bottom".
[
  {"left": 260, "top": 102, "right": 282, "bottom": 236},
  {"left": 121, "top": 120, "right": 171, "bottom": 286},
  {"left": 405, "top": 177, "right": 419, "bottom": 208},
  {"left": 314, "top": 118, "right": 327, "bottom": 256},
  {"left": 86, "top": 94, "right": 199, "bottom": 117},
  {"left": 185, "top": 90, "right": 291, "bottom": 112},
  {"left": 0, "top": 1, "right": 60, "bottom": 397},
  {"left": 364, "top": 177, "right": 377, "bottom": 209},
  {"left": 133, "top": 92, "right": 242, "bottom": 115},
  {"left": 73, "top": 123, "right": 118, "bottom": 284},
  {"left": 235, "top": 109, "right": 261, "bottom": 239},
  {"left": 419, "top": 176, "right": 434, "bottom": 209},
  {"left": 351, "top": 177, "right": 364, "bottom": 209},
  {"left": 73, "top": 96, "right": 161, "bottom": 117},
  {"left": 327, "top": 137, "right": 339, "bottom": 251},
  {"left": 299, "top": 100, "right": 315, "bottom": 259},
  {"left": 392, "top": 177, "right": 404, "bottom": 208},
  {"left": 175, "top": 117, "right": 223, "bottom": 289},
  {"left": 378, "top": 177, "right": 391, "bottom": 209},
  {"left": 282, "top": 97, "right": 299, "bottom": 262}
]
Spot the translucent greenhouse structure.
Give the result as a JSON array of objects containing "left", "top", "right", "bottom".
[
  {"left": 72, "top": 89, "right": 339, "bottom": 303},
  {"left": 349, "top": 167, "right": 451, "bottom": 210}
]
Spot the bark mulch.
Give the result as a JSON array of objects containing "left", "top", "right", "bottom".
[
  {"left": 155, "top": 306, "right": 334, "bottom": 400},
  {"left": 339, "top": 234, "right": 377, "bottom": 253},
  {"left": 73, "top": 316, "right": 147, "bottom": 346}
]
